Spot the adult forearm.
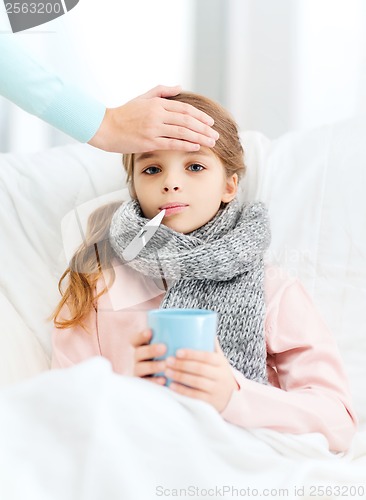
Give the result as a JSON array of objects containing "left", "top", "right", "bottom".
[{"left": 0, "top": 37, "right": 105, "bottom": 142}]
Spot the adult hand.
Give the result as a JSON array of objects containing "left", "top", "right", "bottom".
[
  {"left": 164, "top": 338, "right": 239, "bottom": 412},
  {"left": 88, "top": 85, "right": 219, "bottom": 153},
  {"left": 131, "top": 328, "right": 167, "bottom": 386}
]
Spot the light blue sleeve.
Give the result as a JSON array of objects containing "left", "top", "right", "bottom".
[{"left": 0, "top": 36, "right": 106, "bottom": 142}]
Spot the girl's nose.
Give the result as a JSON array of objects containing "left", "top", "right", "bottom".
[
  {"left": 163, "top": 185, "right": 180, "bottom": 192},
  {"left": 162, "top": 174, "right": 182, "bottom": 192}
]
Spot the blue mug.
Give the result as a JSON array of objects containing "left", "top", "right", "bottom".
[{"left": 147, "top": 308, "right": 218, "bottom": 385}]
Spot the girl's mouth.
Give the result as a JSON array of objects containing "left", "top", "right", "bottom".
[{"left": 163, "top": 206, "right": 189, "bottom": 217}]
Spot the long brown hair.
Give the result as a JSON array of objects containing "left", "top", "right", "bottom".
[
  {"left": 52, "top": 202, "right": 120, "bottom": 329},
  {"left": 52, "top": 92, "right": 246, "bottom": 329}
]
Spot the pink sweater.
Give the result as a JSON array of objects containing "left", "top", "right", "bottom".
[{"left": 51, "top": 262, "right": 357, "bottom": 452}]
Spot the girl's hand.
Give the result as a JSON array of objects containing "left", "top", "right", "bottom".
[
  {"left": 164, "top": 339, "right": 239, "bottom": 412},
  {"left": 130, "top": 328, "right": 167, "bottom": 386}
]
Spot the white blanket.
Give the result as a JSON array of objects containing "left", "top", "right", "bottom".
[{"left": 0, "top": 358, "right": 365, "bottom": 500}]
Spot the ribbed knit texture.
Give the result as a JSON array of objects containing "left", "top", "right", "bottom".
[{"left": 109, "top": 198, "right": 271, "bottom": 383}]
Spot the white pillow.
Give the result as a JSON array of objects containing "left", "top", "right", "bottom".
[{"left": 0, "top": 144, "right": 124, "bottom": 377}]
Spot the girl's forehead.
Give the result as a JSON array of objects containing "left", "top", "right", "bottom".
[{"left": 134, "top": 147, "right": 218, "bottom": 164}]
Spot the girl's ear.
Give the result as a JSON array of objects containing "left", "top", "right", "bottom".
[{"left": 222, "top": 173, "right": 238, "bottom": 203}]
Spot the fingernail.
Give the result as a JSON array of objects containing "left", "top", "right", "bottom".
[
  {"left": 166, "top": 357, "right": 175, "bottom": 366},
  {"left": 176, "top": 349, "right": 185, "bottom": 358},
  {"left": 208, "top": 138, "right": 215, "bottom": 147},
  {"left": 213, "top": 131, "right": 219, "bottom": 140},
  {"left": 156, "top": 344, "right": 166, "bottom": 354}
]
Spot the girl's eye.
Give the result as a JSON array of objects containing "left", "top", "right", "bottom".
[
  {"left": 143, "top": 166, "right": 161, "bottom": 175},
  {"left": 187, "top": 163, "right": 205, "bottom": 172},
  {"left": 142, "top": 164, "right": 205, "bottom": 174}
]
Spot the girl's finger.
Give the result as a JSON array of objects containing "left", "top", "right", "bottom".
[
  {"left": 214, "top": 337, "right": 223, "bottom": 352},
  {"left": 169, "top": 382, "right": 212, "bottom": 403},
  {"left": 134, "top": 343, "right": 166, "bottom": 362},
  {"left": 147, "top": 376, "right": 167, "bottom": 386},
  {"left": 175, "top": 349, "right": 221, "bottom": 366},
  {"left": 165, "top": 357, "right": 217, "bottom": 380},
  {"left": 135, "top": 360, "right": 166, "bottom": 378},
  {"left": 165, "top": 368, "right": 215, "bottom": 393},
  {"left": 130, "top": 328, "right": 151, "bottom": 347}
]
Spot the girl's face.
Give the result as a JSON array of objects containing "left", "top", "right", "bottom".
[{"left": 132, "top": 148, "right": 238, "bottom": 234}]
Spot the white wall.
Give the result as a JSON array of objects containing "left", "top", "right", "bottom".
[
  {"left": 225, "top": 0, "right": 296, "bottom": 138},
  {"left": 63, "top": 0, "right": 195, "bottom": 106},
  {"left": 225, "top": 0, "right": 366, "bottom": 138},
  {"left": 295, "top": 0, "right": 365, "bottom": 130}
]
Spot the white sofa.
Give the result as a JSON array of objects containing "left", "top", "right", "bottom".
[{"left": 0, "top": 117, "right": 365, "bottom": 497}]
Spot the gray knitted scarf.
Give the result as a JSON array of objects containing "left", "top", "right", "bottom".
[{"left": 109, "top": 198, "right": 271, "bottom": 384}]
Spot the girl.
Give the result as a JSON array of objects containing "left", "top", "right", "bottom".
[{"left": 52, "top": 92, "right": 357, "bottom": 453}]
